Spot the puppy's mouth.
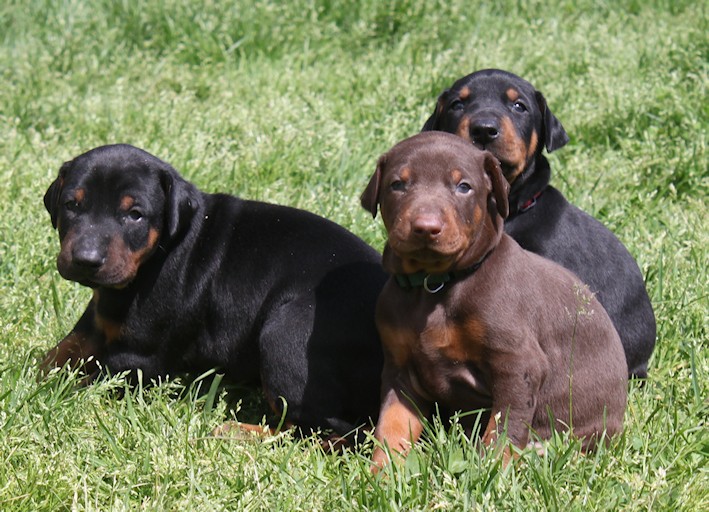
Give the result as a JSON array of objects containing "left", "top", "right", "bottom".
[
  {"left": 62, "top": 268, "right": 135, "bottom": 289},
  {"left": 58, "top": 258, "right": 137, "bottom": 289},
  {"left": 58, "top": 230, "right": 159, "bottom": 289},
  {"left": 388, "top": 244, "right": 459, "bottom": 274},
  {"left": 85, "top": 275, "right": 134, "bottom": 289},
  {"left": 471, "top": 140, "right": 487, "bottom": 151},
  {"left": 471, "top": 142, "right": 516, "bottom": 176}
]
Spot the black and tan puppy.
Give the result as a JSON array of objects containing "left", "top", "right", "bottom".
[
  {"left": 361, "top": 132, "right": 627, "bottom": 470},
  {"left": 423, "top": 68, "right": 655, "bottom": 379},
  {"left": 42, "top": 143, "right": 387, "bottom": 439}
]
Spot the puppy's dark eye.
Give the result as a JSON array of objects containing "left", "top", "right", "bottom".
[
  {"left": 127, "top": 209, "right": 143, "bottom": 221},
  {"left": 512, "top": 101, "right": 527, "bottom": 113},
  {"left": 390, "top": 180, "right": 406, "bottom": 192},
  {"left": 456, "top": 182, "right": 473, "bottom": 194},
  {"left": 449, "top": 99, "right": 464, "bottom": 111},
  {"left": 64, "top": 200, "right": 80, "bottom": 212}
]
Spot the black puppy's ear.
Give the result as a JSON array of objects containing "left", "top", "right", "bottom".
[
  {"left": 422, "top": 90, "right": 448, "bottom": 131},
  {"left": 159, "top": 166, "right": 199, "bottom": 242},
  {"left": 535, "top": 91, "right": 569, "bottom": 152},
  {"left": 44, "top": 162, "right": 70, "bottom": 229},
  {"left": 483, "top": 152, "right": 510, "bottom": 219},
  {"left": 360, "top": 155, "right": 385, "bottom": 218}
]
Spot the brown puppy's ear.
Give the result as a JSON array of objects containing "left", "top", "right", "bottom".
[
  {"left": 535, "top": 91, "right": 569, "bottom": 153},
  {"left": 159, "top": 166, "right": 199, "bottom": 243},
  {"left": 44, "top": 162, "right": 70, "bottom": 229},
  {"left": 483, "top": 152, "right": 510, "bottom": 219},
  {"left": 421, "top": 90, "right": 449, "bottom": 131},
  {"left": 360, "top": 154, "right": 385, "bottom": 218}
]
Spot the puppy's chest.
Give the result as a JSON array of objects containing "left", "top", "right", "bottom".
[
  {"left": 93, "top": 288, "right": 193, "bottom": 350},
  {"left": 378, "top": 298, "right": 490, "bottom": 402}
]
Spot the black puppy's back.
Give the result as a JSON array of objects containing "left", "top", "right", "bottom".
[
  {"left": 504, "top": 185, "right": 656, "bottom": 378},
  {"left": 116, "top": 193, "right": 387, "bottom": 433},
  {"left": 421, "top": 69, "right": 656, "bottom": 378}
]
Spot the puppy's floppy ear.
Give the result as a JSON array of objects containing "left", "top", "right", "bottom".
[
  {"left": 360, "top": 154, "right": 386, "bottom": 218},
  {"left": 44, "top": 161, "right": 70, "bottom": 229},
  {"left": 535, "top": 91, "right": 569, "bottom": 153},
  {"left": 422, "top": 90, "right": 448, "bottom": 131},
  {"left": 159, "top": 165, "right": 199, "bottom": 242},
  {"left": 483, "top": 152, "right": 510, "bottom": 219}
]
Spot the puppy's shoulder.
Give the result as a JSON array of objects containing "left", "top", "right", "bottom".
[{"left": 498, "top": 234, "right": 584, "bottom": 289}]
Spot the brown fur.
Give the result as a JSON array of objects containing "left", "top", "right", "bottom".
[{"left": 361, "top": 132, "right": 627, "bottom": 472}]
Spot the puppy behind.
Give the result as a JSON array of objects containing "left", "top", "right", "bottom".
[
  {"left": 361, "top": 132, "right": 627, "bottom": 470},
  {"left": 42, "top": 144, "right": 387, "bottom": 441},
  {"left": 423, "top": 68, "right": 656, "bottom": 379}
]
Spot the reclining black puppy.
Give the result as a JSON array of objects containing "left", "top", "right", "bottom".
[
  {"left": 41, "top": 144, "right": 386, "bottom": 440},
  {"left": 422, "top": 68, "right": 656, "bottom": 378}
]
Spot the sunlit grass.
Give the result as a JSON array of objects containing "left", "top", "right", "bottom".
[{"left": 0, "top": 0, "right": 706, "bottom": 509}]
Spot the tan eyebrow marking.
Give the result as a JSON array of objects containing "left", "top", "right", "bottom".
[
  {"left": 120, "top": 195, "right": 135, "bottom": 210},
  {"left": 506, "top": 88, "right": 519, "bottom": 102}
]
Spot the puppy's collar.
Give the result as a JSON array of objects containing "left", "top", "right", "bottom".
[
  {"left": 518, "top": 190, "right": 543, "bottom": 213},
  {"left": 394, "top": 252, "right": 491, "bottom": 294}
]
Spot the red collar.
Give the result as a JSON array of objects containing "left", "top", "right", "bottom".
[{"left": 519, "top": 190, "right": 543, "bottom": 213}]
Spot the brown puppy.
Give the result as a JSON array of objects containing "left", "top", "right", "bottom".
[{"left": 361, "top": 132, "right": 627, "bottom": 470}]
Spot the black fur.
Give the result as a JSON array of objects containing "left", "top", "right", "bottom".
[
  {"left": 42, "top": 144, "right": 386, "bottom": 437},
  {"left": 423, "top": 69, "right": 656, "bottom": 378}
]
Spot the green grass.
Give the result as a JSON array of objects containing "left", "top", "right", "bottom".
[{"left": 1, "top": 0, "right": 707, "bottom": 509}]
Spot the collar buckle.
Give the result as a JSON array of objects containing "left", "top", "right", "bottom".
[{"left": 423, "top": 275, "right": 445, "bottom": 294}]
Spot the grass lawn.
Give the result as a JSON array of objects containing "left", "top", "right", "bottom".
[{"left": 0, "top": 0, "right": 706, "bottom": 510}]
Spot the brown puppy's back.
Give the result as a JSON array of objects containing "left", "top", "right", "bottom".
[{"left": 474, "top": 235, "right": 628, "bottom": 443}]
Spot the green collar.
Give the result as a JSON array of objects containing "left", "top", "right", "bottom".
[{"left": 393, "top": 252, "right": 490, "bottom": 294}]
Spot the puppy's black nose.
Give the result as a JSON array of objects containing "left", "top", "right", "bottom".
[
  {"left": 72, "top": 248, "right": 105, "bottom": 268},
  {"left": 470, "top": 119, "right": 500, "bottom": 145}
]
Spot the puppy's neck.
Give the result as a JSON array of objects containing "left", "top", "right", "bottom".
[
  {"left": 91, "top": 287, "right": 134, "bottom": 327},
  {"left": 508, "top": 154, "right": 551, "bottom": 216}
]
